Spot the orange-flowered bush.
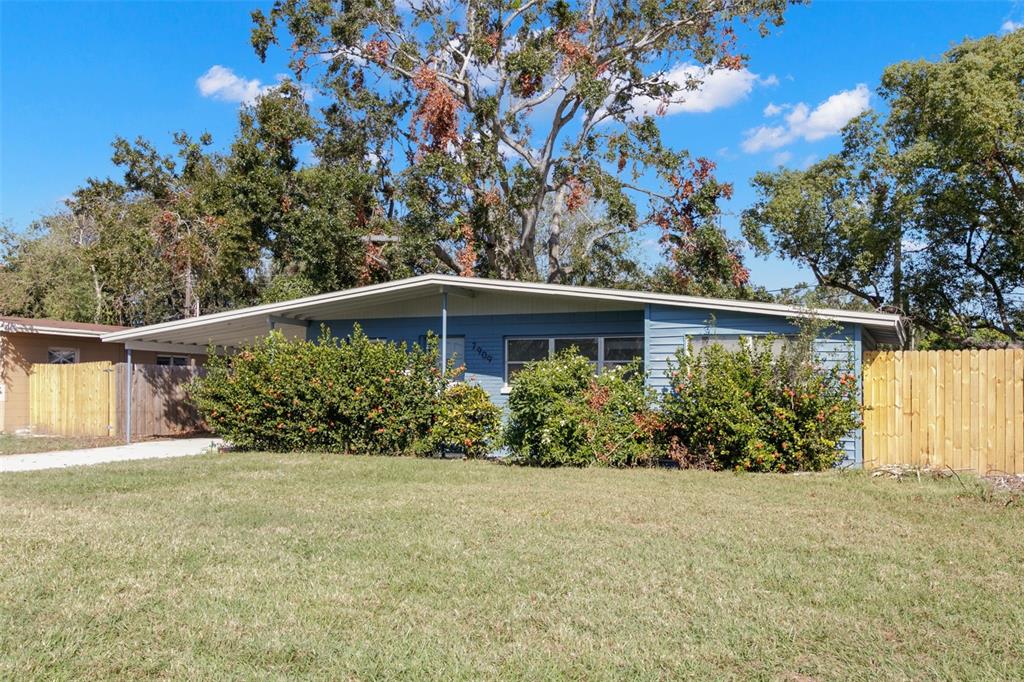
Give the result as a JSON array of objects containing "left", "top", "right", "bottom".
[
  {"left": 504, "top": 351, "right": 660, "bottom": 467},
  {"left": 189, "top": 325, "right": 456, "bottom": 455},
  {"left": 660, "top": 333, "right": 861, "bottom": 472}
]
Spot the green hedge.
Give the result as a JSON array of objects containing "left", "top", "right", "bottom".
[
  {"left": 504, "top": 352, "right": 660, "bottom": 467},
  {"left": 659, "top": 334, "right": 862, "bottom": 472},
  {"left": 191, "top": 326, "right": 862, "bottom": 472},
  {"left": 190, "top": 326, "right": 498, "bottom": 456}
]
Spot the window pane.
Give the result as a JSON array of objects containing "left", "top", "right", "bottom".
[
  {"left": 604, "top": 361, "right": 644, "bottom": 376},
  {"left": 554, "top": 338, "right": 598, "bottom": 360},
  {"left": 603, "top": 337, "right": 643, "bottom": 363},
  {"left": 506, "top": 362, "right": 530, "bottom": 378},
  {"left": 770, "top": 337, "right": 792, "bottom": 357},
  {"left": 156, "top": 356, "right": 171, "bottom": 366},
  {"left": 690, "top": 335, "right": 744, "bottom": 353},
  {"left": 47, "top": 349, "right": 76, "bottom": 364},
  {"left": 508, "top": 339, "right": 549, "bottom": 362},
  {"left": 173, "top": 357, "right": 189, "bottom": 367}
]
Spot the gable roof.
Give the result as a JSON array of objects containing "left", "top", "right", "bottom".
[
  {"left": 0, "top": 316, "right": 128, "bottom": 339},
  {"left": 101, "top": 274, "right": 905, "bottom": 348}
]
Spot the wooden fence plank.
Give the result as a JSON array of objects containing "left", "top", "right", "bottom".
[
  {"left": 1010, "top": 348, "right": 1018, "bottom": 474},
  {"left": 868, "top": 352, "right": 879, "bottom": 466},
  {"left": 1015, "top": 350, "right": 1024, "bottom": 475},
  {"left": 862, "top": 349, "right": 1024, "bottom": 474},
  {"left": 951, "top": 351, "right": 961, "bottom": 468},
  {"left": 29, "top": 361, "right": 116, "bottom": 437},
  {"left": 116, "top": 364, "right": 205, "bottom": 438},
  {"left": 29, "top": 362, "right": 201, "bottom": 439},
  {"left": 1014, "top": 350, "right": 1024, "bottom": 476}
]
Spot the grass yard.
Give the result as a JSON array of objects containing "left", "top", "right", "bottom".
[
  {"left": 0, "top": 434, "right": 123, "bottom": 456},
  {"left": 2, "top": 454, "right": 1022, "bottom": 680}
]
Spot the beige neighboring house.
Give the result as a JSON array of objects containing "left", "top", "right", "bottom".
[{"left": 0, "top": 316, "right": 199, "bottom": 434}]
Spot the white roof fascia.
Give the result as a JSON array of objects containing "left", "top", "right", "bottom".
[
  {"left": 102, "top": 274, "right": 903, "bottom": 343},
  {"left": 0, "top": 322, "right": 110, "bottom": 339}
]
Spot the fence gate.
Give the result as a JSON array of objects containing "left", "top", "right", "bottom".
[
  {"left": 116, "top": 364, "right": 204, "bottom": 438},
  {"left": 863, "top": 349, "right": 1024, "bottom": 474},
  {"left": 29, "top": 361, "right": 117, "bottom": 437}
]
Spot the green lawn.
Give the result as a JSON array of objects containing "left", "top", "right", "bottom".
[
  {"left": 0, "top": 434, "right": 122, "bottom": 456},
  {"left": 2, "top": 454, "right": 1022, "bottom": 680}
]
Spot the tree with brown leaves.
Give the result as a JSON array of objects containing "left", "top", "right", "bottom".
[{"left": 253, "top": 0, "right": 796, "bottom": 286}]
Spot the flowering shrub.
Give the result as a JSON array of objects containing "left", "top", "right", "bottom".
[
  {"left": 504, "top": 352, "right": 660, "bottom": 467},
  {"left": 569, "top": 363, "right": 662, "bottom": 467},
  {"left": 426, "top": 383, "right": 502, "bottom": 458},
  {"left": 189, "top": 326, "right": 446, "bottom": 455},
  {"left": 659, "top": 332, "right": 861, "bottom": 472}
]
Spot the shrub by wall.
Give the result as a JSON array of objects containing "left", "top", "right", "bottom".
[
  {"left": 190, "top": 326, "right": 448, "bottom": 455},
  {"left": 504, "top": 352, "right": 660, "bottom": 467},
  {"left": 426, "top": 383, "right": 502, "bottom": 458},
  {"left": 660, "top": 333, "right": 861, "bottom": 472}
]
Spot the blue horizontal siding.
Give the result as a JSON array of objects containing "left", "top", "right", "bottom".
[
  {"left": 644, "top": 305, "right": 863, "bottom": 467},
  {"left": 312, "top": 304, "right": 863, "bottom": 468},
  {"left": 312, "top": 310, "right": 643, "bottom": 408}
]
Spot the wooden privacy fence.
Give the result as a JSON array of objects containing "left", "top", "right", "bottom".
[
  {"left": 116, "top": 364, "right": 204, "bottom": 439},
  {"left": 863, "top": 349, "right": 1024, "bottom": 474},
  {"left": 29, "top": 361, "right": 118, "bottom": 437},
  {"left": 28, "top": 362, "right": 204, "bottom": 439}
]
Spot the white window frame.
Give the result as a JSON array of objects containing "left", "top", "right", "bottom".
[
  {"left": 47, "top": 347, "right": 79, "bottom": 364},
  {"left": 503, "top": 335, "right": 644, "bottom": 385}
]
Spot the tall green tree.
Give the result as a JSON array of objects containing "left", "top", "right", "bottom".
[
  {"left": 252, "top": 0, "right": 793, "bottom": 284},
  {"left": 743, "top": 31, "right": 1024, "bottom": 348}
]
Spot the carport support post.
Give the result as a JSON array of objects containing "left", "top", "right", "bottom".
[
  {"left": 125, "top": 347, "right": 133, "bottom": 445},
  {"left": 440, "top": 290, "right": 448, "bottom": 379}
]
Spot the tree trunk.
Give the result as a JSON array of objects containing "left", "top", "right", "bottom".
[{"left": 546, "top": 185, "right": 569, "bottom": 283}]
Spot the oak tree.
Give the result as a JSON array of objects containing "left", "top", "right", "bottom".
[{"left": 743, "top": 31, "right": 1024, "bottom": 347}]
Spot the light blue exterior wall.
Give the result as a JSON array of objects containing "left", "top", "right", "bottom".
[
  {"left": 311, "top": 310, "right": 643, "bottom": 408},
  {"left": 644, "top": 304, "right": 864, "bottom": 466},
  {"left": 312, "top": 304, "right": 865, "bottom": 467}
]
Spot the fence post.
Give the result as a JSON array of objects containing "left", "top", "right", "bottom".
[{"left": 125, "top": 348, "right": 133, "bottom": 444}]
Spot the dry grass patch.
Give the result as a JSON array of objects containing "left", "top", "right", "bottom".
[{"left": 2, "top": 453, "right": 1023, "bottom": 679}]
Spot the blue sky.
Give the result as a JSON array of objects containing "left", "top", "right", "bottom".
[{"left": 2, "top": 0, "right": 1022, "bottom": 290}]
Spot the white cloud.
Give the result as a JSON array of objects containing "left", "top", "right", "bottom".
[
  {"left": 197, "top": 65, "right": 313, "bottom": 104},
  {"left": 759, "top": 74, "right": 780, "bottom": 87},
  {"left": 741, "top": 84, "right": 870, "bottom": 153},
  {"left": 1001, "top": 19, "right": 1023, "bottom": 33},
  {"left": 197, "top": 65, "right": 268, "bottom": 104},
  {"left": 763, "top": 102, "right": 783, "bottom": 117},
  {"left": 625, "top": 64, "right": 760, "bottom": 117},
  {"left": 741, "top": 125, "right": 791, "bottom": 152},
  {"left": 771, "top": 151, "right": 793, "bottom": 166}
]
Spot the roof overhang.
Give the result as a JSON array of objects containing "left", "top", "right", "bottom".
[
  {"left": 102, "top": 274, "right": 906, "bottom": 349},
  {"left": 1, "top": 320, "right": 111, "bottom": 339}
]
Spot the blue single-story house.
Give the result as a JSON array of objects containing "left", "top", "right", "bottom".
[{"left": 102, "top": 274, "right": 904, "bottom": 466}]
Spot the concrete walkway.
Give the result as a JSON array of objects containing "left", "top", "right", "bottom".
[{"left": 0, "top": 437, "right": 223, "bottom": 473}]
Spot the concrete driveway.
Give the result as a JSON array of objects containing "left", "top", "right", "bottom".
[{"left": 0, "top": 437, "right": 223, "bottom": 473}]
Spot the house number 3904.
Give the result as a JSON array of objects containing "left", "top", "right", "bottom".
[{"left": 470, "top": 341, "right": 493, "bottom": 364}]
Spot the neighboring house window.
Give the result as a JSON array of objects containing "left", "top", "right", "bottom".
[
  {"left": 156, "top": 355, "right": 189, "bottom": 367},
  {"left": 47, "top": 347, "right": 79, "bottom": 364},
  {"left": 505, "top": 336, "right": 644, "bottom": 381}
]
